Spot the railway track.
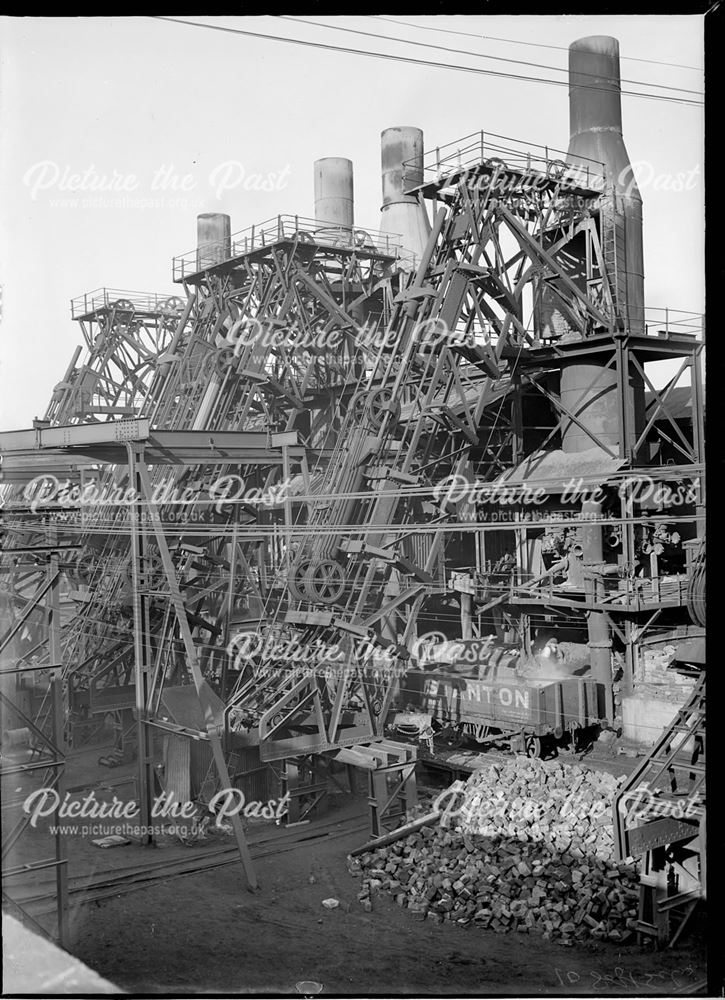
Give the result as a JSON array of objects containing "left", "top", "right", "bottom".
[{"left": 7, "top": 810, "right": 368, "bottom": 918}]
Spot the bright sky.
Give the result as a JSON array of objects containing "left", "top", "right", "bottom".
[{"left": 0, "top": 15, "right": 704, "bottom": 430}]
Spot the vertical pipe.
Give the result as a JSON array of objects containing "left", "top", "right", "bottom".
[
  {"left": 567, "top": 36, "right": 644, "bottom": 335},
  {"left": 580, "top": 499, "right": 613, "bottom": 723},
  {"left": 314, "top": 157, "right": 354, "bottom": 230},
  {"left": 196, "top": 213, "right": 232, "bottom": 271},
  {"left": 380, "top": 126, "right": 431, "bottom": 266}
]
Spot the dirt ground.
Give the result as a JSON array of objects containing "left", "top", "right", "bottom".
[
  {"left": 61, "top": 801, "right": 707, "bottom": 996},
  {"left": 3, "top": 739, "right": 709, "bottom": 995}
]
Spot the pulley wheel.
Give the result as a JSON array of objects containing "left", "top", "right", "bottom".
[
  {"left": 304, "top": 559, "right": 346, "bottom": 605},
  {"left": 288, "top": 556, "right": 313, "bottom": 602},
  {"left": 368, "top": 386, "right": 400, "bottom": 430}
]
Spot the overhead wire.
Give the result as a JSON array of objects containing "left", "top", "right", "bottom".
[
  {"left": 279, "top": 15, "right": 703, "bottom": 96},
  {"left": 373, "top": 16, "right": 702, "bottom": 73},
  {"left": 151, "top": 16, "right": 703, "bottom": 108}
]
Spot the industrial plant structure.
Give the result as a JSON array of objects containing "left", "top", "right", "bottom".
[{"left": 0, "top": 34, "right": 705, "bottom": 957}]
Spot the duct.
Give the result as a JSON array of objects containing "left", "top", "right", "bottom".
[
  {"left": 314, "top": 157, "right": 354, "bottom": 231},
  {"left": 196, "top": 213, "right": 232, "bottom": 271},
  {"left": 567, "top": 36, "right": 644, "bottom": 336},
  {"left": 380, "top": 127, "right": 430, "bottom": 267},
  {"left": 559, "top": 357, "right": 645, "bottom": 455}
]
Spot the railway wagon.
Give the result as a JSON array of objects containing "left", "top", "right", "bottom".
[{"left": 398, "top": 667, "right": 607, "bottom": 757}]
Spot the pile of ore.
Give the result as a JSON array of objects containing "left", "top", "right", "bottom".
[{"left": 349, "top": 758, "right": 640, "bottom": 943}]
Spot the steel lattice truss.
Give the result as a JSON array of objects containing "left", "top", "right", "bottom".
[
  {"left": 0, "top": 153, "right": 703, "bottom": 773},
  {"left": 228, "top": 168, "right": 629, "bottom": 760},
  {"left": 2, "top": 229, "right": 407, "bottom": 751}
]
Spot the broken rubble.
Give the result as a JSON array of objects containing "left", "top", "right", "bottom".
[{"left": 348, "top": 757, "right": 640, "bottom": 943}]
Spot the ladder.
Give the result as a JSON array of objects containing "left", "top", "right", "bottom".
[{"left": 600, "top": 197, "right": 627, "bottom": 329}]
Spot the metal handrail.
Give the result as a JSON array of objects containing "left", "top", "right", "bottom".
[
  {"left": 403, "top": 129, "right": 607, "bottom": 193},
  {"left": 643, "top": 307, "right": 704, "bottom": 339},
  {"left": 172, "top": 214, "right": 409, "bottom": 281},
  {"left": 70, "top": 288, "right": 180, "bottom": 320}
]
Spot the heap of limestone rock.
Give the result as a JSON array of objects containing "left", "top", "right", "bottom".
[{"left": 349, "top": 757, "right": 640, "bottom": 943}]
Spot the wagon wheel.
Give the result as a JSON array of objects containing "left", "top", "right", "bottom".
[
  {"left": 437, "top": 724, "right": 464, "bottom": 750},
  {"left": 470, "top": 724, "right": 491, "bottom": 744},
  {"left": 525, "top": 734, "right": 544, "bottom": 759},
  {"left": 304, "top": 559, "right": 346, "bottom": 605}
]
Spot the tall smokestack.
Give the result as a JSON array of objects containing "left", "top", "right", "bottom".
[
  {"left": 567, "top": 36, "right": 644, "bottom": 335},
  {"left": 380, "top": 127, "right": 430, "bottom": 266},
  {"left": 314, "top": 157, "right": 354, "bottom": 230},
  {"left": 193, "top": 213, "right": 231, "bottom": 428},
  {"left": 196, "top": 213, "right": 231, "bottom": 271}
]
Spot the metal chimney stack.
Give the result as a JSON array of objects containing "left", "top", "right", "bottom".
[
  {"left": 193, "top": 213, "right": 232, "bottom": 429},
  {"left": 567, "top": 36, "right": 644, "bottom": 335},
  {"left": 380, "top": 127, "right": 430, "bottom": 267},
  {"left": 314, "top": 157, "right": 354, "bottom": 231},
  {"left": 196, "top": 213, "right": 232, "bottom": 272}
]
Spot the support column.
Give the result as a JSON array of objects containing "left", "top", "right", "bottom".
[
  {"left": 581, "top": 499, "right": 614, "bottom": 725},
  {"left": 127, "top": 444, "right": 156, "bottom": 839},
  {"left": 48, "top": 530, "right": 68, "bottom": 946},
  {"left": 132, "top": 452, "right": 258, "bottom": 890}
]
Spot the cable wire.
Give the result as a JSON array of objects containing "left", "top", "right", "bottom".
[
  {"left": 151, "top": 17, "right": 704, "bottom": 108},
  {"left": 280, "top": 16, "right": 703, "bottom": 96},
  {"left": 373, "top": 16, "right": 702, "bottom": 73}
]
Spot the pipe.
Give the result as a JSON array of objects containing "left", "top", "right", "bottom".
[
  {"left": 588, "top": 609, "right": 614, "bottom": 724},
  {"left": 559, "top": 357, "right": 644, "bottom": 455},
  {"left": 314, "top": 157, "right": 354, "bottom": 230},
  {"left": 580, "top": 500, "right": 604, "bottom": 564},
  {"left": 196, "top": 213, "right": 231, "bottom": 271},
  {"left": 567, "top": 36, "right": 644, "bottom": 336},
  {"left": 558, "top": 38, "right": 647, "bottom": 457},
  {"left": 192, "top": 215, "right": 232, "bottom": 424},
  {"left": 380, "top": 127, "right": 430, "bottom": 267}
]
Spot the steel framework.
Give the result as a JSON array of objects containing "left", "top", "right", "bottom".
[{"left": 0, "top": 131, "right": 705, "bottom": 903}]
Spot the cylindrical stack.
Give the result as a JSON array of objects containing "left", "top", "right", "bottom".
[
  {"left": 314, "top": 157, "right": 354, "bottom": 231},
  {"left": 196, "top": 213, "right": 232, "bottom": 271},
  {"left": 567, "top": 36, "right": 644, "bottom": 336},
  {"left": 559, "top": 357, "right": 645, "bottom": 455},
  {"left": 380, "top": 127, "right": 430, "bottom": 266},
  {"left": 559, "top": 36, "right": 646, "bottom": 459},
  {"left": 193, "top": 213, "right": 232, "bottom": 428}
]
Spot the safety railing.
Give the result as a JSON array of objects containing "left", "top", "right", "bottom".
[
  {"left": 172, "top": 214, "right": 410, "bottom": 281},
  {"left": 509, "top": 568, "right": 689, "bottom": 610},
  {"left": 404, "top": 130, "right": 607, "bottom": 195},
  {"left": 70, "top": 289, "right": 182, "bottom": 320},
  {"left": 643, "top": 307, "right": 704, "bottom": 340}
]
